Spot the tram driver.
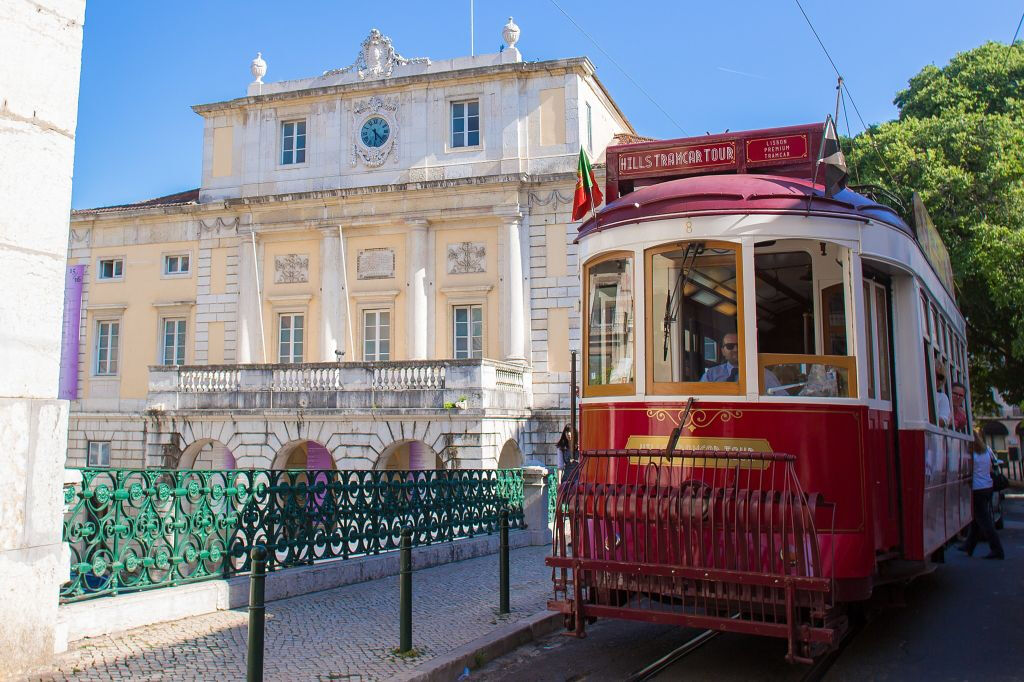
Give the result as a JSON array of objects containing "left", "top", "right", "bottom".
[{"left": 700, "top": 332, "right": 780, "bottom": 391}]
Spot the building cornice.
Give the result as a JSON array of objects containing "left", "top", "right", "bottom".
[
  {"left": 192, "top": 57, "right": 596, "bottom": 116},
  {"left": 70, "top": 169, "right": 590, "bottom": 223}
]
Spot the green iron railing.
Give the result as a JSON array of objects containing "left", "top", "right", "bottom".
[
  {"left": 547, "top": 467, "right": 558, "bottom": 525},
  {"left": 61, "top": 468, "right": 525, "bottom": 603}
]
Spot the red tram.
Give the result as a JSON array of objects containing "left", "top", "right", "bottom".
[{"left": 546, "top": 124, "right": 973, "bottom": 662}]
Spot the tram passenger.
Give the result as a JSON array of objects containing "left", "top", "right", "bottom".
[
  {"left": 951, "top": 382, "right": 969, "bottom": 432},
  {"left": 959, "top": 431, "right": 1005, "bottom": 559},
  {"left": 934, "top": 364, "right": 952, "bottom": 428}
]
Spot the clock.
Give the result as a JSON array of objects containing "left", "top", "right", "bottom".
[{"left": 360, "top": 116, "right": 390, "bottom": 148}]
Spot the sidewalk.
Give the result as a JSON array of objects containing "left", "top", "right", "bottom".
[{"left": 28, "top": 545, "right": 553, "bottom": 681}]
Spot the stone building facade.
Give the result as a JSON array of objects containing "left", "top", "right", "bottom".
[{"left": 65, "top": 22, "right": 634, "bottom": 471}]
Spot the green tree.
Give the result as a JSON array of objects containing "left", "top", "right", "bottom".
[{"left": 847, "top": 41, "right": 1024, "bottom": 409}]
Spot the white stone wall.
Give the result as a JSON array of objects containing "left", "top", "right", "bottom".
[
  {"left": 0, "top": 0, "right": 85, "bottom": 674},
  {"left": 66, "top": 414, "right": 148, "bottom": 469}
]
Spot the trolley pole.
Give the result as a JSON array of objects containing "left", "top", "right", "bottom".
[
  {"left": 247, "top": 545, "right": 267, "bottom": 682},
  {"left": 499, "top": 508, "right": 510, "bottom": 614},
  {"left": 399, "top": 527, "right": 413, "bottom": 653}
]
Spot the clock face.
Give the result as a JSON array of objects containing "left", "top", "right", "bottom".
[{"left": 360, "top": 116, "right": 391, "bottom": 148}]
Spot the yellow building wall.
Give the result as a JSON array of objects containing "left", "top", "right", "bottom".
[
  {"left": 84, "top": 239, "right": 198, "bottom": 399},
  {"left": 208, "top": 322, "right": 225, "bottom": 364},
  {"left": 212, "top": 127, "right": 233, "bottom": 178},
  {"left": 539, "top": 88, "right": 567, "bottom": 147},
  {"left": 210, "top": 246, "right": 230, "bottom": 294},
  {"left": 433, "top": 225, "right": 500, "bottom": 359},
  {"left": 261, "top": 235, "right": 321, "bottom": 363},
  {"left": 345, "top": 231, "right": 407, "bottom": 361},
  {"left": 546, "top": 224, "right": 568, "bottom": 277}
]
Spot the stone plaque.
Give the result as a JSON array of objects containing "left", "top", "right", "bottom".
[
  {"left": 357, "top": 247, "right": 395, "bottom": 280},
  {"left": 274, "top": 254, "right": 309, "bottom": 283},
  {"left": 447, "top": 241, "right": 486, "bottom": 274}
]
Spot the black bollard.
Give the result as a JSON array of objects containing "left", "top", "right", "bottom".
[
  {"left": 247, "top": 545, "right": 267, "bottom": 682},
  {"left": 499, "top": 508, "right": 510, "bottom": 614},
  {"left": 399, "top": 527, "right": 413, "bottom": 653}
]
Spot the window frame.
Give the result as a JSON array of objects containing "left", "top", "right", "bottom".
[
  {"left": 586, "top": 101, "right": 593, "bottom": 152},
  {"left": 87, "top": 441, "right": 111, "bottom": 468},
  {"left": 94, "top": 318, "right": 120, "bottom": 376},
  {"left": 97, "top": 257, "right": 124, "bottom": 281},
  {"left": 161, "top": 317, "right": 187, "bottom": 366},
  {"left": 280, "top": 119, "right": 307, "bottom": 166},
  {"left": 644, "top": 240, "right": 745, "bottom": 396},
  {"left": 452, "top": 303, "right": 484, "bottom": 360},
  {"left": 162, "top": 253, "right": 191, "bottom": 277},
  {"left": 582, "top": 250, "right": 637, "bottom": 398},
  {"left": 362, "top": 308, "right": 392, "bottom": 362},
  {"left": 277, "top": 312, "right": 305, "bottom": 364},
  {"left": 449, "top": 99, "right": 481, "bottom": 150}
]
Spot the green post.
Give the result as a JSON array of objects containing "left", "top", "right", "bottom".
[
  {"left": 247, "top": 545, "right": 267, "bottom": 682},
  {"left": 399, "top": 527, "right": 413, "bottom": 653},
  {"left": 499, "top": 508, "right": 510, "bottom": 614}
]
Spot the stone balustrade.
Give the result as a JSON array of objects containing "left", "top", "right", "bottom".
[{"left": 148, "top": 359, "right": 531, "bottom": 412}]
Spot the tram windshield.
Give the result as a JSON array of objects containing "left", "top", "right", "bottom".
[{"left": 650, "top": 243, "right": 741, "bottom": 387}]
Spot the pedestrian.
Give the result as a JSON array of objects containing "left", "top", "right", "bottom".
[
  {"left": 556, "top": 424, "right": 573, "bottom": 470},
  {"left": 959, "top": 430, "right": 1005, "bottom": 559}
]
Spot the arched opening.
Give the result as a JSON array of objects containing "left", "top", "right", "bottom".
[
  {"left": 982, "top": 421, "right": 1010, "bottom": 455},
  {"left": 497, "top": 439, "right": 522, "bottom": 469},
  {"left": 379, "top": 440, "right": 442, "bottom": 470},
  {"left": 273, "top": 440, "right": 336, "bottom": 470},
  {"left": 178, "top": 439, "right": 236, "bottom": 470}
]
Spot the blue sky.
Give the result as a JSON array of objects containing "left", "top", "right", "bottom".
[{"left": 71, "top": 1, "right": 1020, "bottom": 208}]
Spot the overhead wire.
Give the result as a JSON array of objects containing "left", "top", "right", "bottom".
[
  {"left": 792, "top": 0, "right": 898, "bottom": 189},
  {"left": 1013, "top": 11, "right": 1024, "bottom": 44},
  {"left": 547, "top": 0, "right": 687, "bottom": 136}
]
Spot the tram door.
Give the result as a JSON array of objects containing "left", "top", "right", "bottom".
[{"left": 863, "top": 275, "right": 901, "bottom": 552}]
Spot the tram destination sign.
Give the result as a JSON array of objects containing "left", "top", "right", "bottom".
[
  {"left": 617, "top": 141, "right": 737, "bottom": 178},
  {"left": 745, "top": 134, "right": 809, "bottom": 164}
]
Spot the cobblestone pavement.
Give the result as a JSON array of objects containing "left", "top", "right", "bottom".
[{"left": 27, "top": 545, "right": 552, "bottom": 682}]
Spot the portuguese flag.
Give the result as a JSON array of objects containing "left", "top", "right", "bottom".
[{"left": 572, "top": 147, "right": 604, "bottom": 221}]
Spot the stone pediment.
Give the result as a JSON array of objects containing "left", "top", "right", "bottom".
[{"left": 323, "top": 29, "right": 430, "bottom": 81}]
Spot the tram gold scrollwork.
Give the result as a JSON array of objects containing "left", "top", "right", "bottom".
[{"left": 645, "top": 407, "right": 745, "bottom": 432}]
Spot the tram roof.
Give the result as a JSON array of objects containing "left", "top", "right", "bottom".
[{"left": 577, "top": 174, "right": 912, "bottom": 239}]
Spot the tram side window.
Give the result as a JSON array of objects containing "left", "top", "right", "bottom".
[
  {"left": 585, "top": 255, "right": 635, "bottom": 391},
  {"left": 753, "top": 244, "right": 855, "bottom": 398},
  {"left": 650, "top": 243, "right": 741, "bottom": 387},
  {"left": 862, "top": 279, "right": 893, "bottom": 402}
]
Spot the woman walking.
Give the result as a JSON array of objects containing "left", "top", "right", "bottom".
[{"left": 960, "top": 431, "right": 1005, "bottom": 560}]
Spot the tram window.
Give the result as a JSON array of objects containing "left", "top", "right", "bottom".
[
  {"left": 921, "top": 295, "right": 931, "bottom": 340},
  {"left": 649, "top": 243, "right": 741, "bottom": 387},
  {"left": 584, "top": 254, "right": 634, "bottom": 391},
  {"left": 753, "top": 251, "right": 813, "bottom": 354},
  {"left": 923, "top": 342, "right": 937, "bottom": 425},
  {"left": 863, "top": 282, "right": 876, "bottom": 398},
  {"left": 821, "top": 284, "right": 848, "bottom": 355},
  {"left": 874, "top": 286, "right": 892, "bottom": 401}
]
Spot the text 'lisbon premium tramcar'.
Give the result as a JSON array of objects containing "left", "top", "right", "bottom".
[{"left": 547, "top": 124, "right": 973, "bottom": 662}]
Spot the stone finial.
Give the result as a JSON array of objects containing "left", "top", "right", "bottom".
[
  {"left": 502, "top": 17, "right": 520, "bottom": 50},
  {"left": 250, "top": 52, "right": 267, "bottom": 84}
]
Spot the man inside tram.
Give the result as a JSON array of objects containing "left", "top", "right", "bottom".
[
  {"left": 700, "top": 331, "right": 780, "bottom": 390},
  {"left": 701, "top": 332, "right": 741, "bottom": 382}
]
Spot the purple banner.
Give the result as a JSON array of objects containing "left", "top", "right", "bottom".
[{"left": 58, "top": 264, "right": 86, "bottom": 399}]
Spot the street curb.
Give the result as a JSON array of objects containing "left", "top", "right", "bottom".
[{"left": 394, "top": 610, "right": 563, "bottom": 682}]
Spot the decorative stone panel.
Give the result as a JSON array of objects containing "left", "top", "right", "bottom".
[
  {"left": 274, "top": 254, "right": 309, "bottom": 283},
  {"left": 357, "top": 248, "right": 395, "bottom": 280},
  {"left": 447, "top": 241, "right": 486, "bottom": 274}
]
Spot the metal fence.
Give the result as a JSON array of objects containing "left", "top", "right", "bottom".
[{"left": 62, "top": 468, "right": 525, "bottom": 603}]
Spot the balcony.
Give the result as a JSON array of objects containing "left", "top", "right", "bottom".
[{"left": 146, "top": 359, "right": 532, "bottom": 413}]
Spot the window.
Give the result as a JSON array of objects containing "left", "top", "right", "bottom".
[
  {"left": 98, "top": 258, "right": 123, "bottom": 280},
  {"left": 162, "top": 319, "right": 186, "bottom": 365},
  {"left": 95, "top": 320, "right": 119, "bottom": 375},
  {"left": 281, "top": 120, "right": 306, "bottom": 165},
  {"left": 87, "top": 441, "right": 110, "bottom": 468},
  {"left": 586, "top": 102, "right": 593, "bottom": 152},
  {"left": 752, "top": 243, "right": 856, "bottom": 398},
  {"left": 363, "top": 310, "right": 391, "bottom": 361},
  {"left": 649, "top": 242, "right": 741, "bottom": 391},
  {"left": 585, "top": 253, "right": 635, "bottom": 394},
  {"left": 453, "top": 305, "right": 483, "bottom": 359},
  {"left": 451, "top": 100, "right": 480, "bottom": 148},
  {"left": 278, "top": 313, "right": 304, "bottom": 363},
  {"left": 862, "top": 279, "right": 892, "bottom": 401},
  {"left": 164, "top": 254, "right": 190, "bottom": 275}
]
